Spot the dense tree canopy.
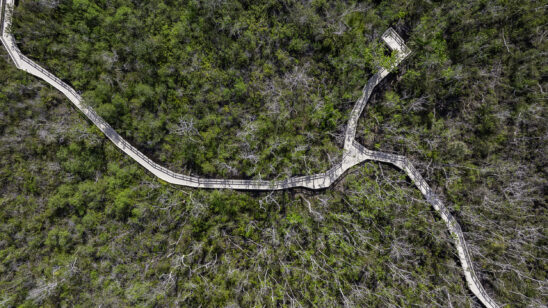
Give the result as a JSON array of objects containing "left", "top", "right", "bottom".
[
  {"left": 12, "top": 0, "right": 402, "bottom": 179},
  {"left": 0, "top": 0, "right": 546, "bottom": 306}
]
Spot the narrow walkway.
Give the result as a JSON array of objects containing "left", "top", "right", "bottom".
[{"left": 0, "top": 1, "right": 498, "bottom": 306}]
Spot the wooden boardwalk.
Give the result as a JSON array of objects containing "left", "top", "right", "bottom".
[{"left": 0, "top": 0, "right": 498, "bottom": 306}]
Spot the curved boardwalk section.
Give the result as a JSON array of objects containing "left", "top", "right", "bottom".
[
  {"left": 0, "top": 1, "right": 497, "bottom": 307},
  {"left": 352, "top": 142, "right": 499, "bottom": 308}
]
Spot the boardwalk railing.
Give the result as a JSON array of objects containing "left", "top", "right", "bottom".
[{"left": 382, "top": 28, "right": 412, "bottom": 58}]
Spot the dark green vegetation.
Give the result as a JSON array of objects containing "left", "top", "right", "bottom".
[
  {"left": 1, "top": 0, "right": 546, "bottom": 306},
  {"left": 11, "top": 0, "right": 398, "bottom": 179}
]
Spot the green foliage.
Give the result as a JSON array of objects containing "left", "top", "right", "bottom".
[{"left": 0, "top": 0, "right": 545, "bottom": 307}]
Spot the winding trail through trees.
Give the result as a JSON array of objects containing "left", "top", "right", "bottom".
[{"left": 0, "top": 0, "right": 498, "bottom": 306}]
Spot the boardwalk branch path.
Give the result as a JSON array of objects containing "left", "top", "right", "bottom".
[{"left": 1, "top": 0, "right": 498, "bottom": 307}]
